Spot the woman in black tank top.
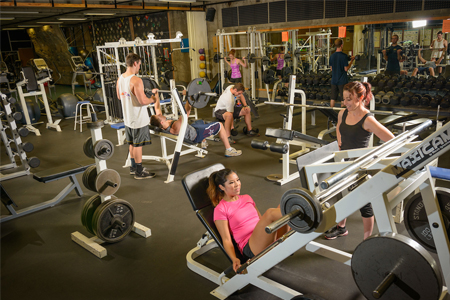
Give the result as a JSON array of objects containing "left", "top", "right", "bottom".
[{"left": 325, "top": 82, "right": 394, "bottom": 241}]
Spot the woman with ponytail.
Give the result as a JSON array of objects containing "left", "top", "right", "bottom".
[
  {"left": 207, "top": 169, "right": 288, "bottom": 272},
  {"left": 324, "top": 81, "right": 395, "bottom": 241}
]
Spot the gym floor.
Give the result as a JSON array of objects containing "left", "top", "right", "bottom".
[{"left": 1, "top": 86, "right": 450, "bottom": 300}]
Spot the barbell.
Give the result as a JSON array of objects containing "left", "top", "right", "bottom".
[
  {"left": 213, "top": 53, "right": 271, "bottom": 65},
  {"left": 264, "top": 101, "right": 395, "bottom": 116},
  {"left": 142, "top": 77, "right": 217, "bottom": 109}
]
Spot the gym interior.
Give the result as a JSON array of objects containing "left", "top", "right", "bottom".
[{"left": 1, "top": 1, "right": 450, "bottom": 300}]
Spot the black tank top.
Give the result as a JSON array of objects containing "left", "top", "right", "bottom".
[{"left": 339, "top": 109, "right": 373, "bottom": 150}]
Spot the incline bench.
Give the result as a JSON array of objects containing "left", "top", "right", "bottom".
[{"left": 1, "top": 162, "right": 94, "bottom": 222}]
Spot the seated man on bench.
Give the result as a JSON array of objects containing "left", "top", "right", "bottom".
[
  {"left": 214, "top": 83, "right": 259, "bottom": 144},
  {"left": 150, "top": 99, "right": 242, "bottom": 157},
  {"left": 412, "top": 48, "right": 444, "bottom": 77}
]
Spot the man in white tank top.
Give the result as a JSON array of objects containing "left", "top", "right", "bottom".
[
  {"left": 116, "top": 53, "right": 160, "bottom": 179},
  {"left": 430, "top": 31, "right": 448, "bottom": 74}
]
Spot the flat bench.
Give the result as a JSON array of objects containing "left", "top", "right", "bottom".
[
  {"left": 1, "top": 162, "right": 94, "bottom": 223},
  {"left": 429, "top": 166, "right": 450, "bottom": 181}
]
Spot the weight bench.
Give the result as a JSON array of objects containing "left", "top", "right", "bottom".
[
  {"left": 429, "top": 166, "right": 450, "bottom": 181},
  {"left": 1, "top": 162, "right": 93, "bottom": 223}
]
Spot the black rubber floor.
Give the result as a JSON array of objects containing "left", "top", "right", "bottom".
[{"left": 1, "top": 91, "right": 449, "bottom": 300}]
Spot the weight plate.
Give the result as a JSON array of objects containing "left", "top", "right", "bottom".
[
  {"left": 93, "top": 139, "right": 114, "bottom": 160},
  {"left": 403, "top": 187, "right": 450, "bottom": 253},
  {"left": 83, "top": 137, "right": 95, "bottom": 159},
  {"left": 82, "top": 165, "right": 98, "bottom": 192},
  {"left": 95, "top": 169, "right": 121, "bottom": 196},
  {"left": 280, "top": 188, "right": 322, "bottom": 233},
  {"left": 81, "top": 194, "right": 102, "bottom": 235},
  {"left": 27, "top": 156, "right": 40, "bottom": 168},
  {"left": 261, "top": 56, "right": 270, "bottom": 66},
  {"left": 187, "top": 78, "right": 212, "bottom": 109},
  {"left": 352, "top": 232, "right": 443, "bottom": 300},
  {"left": 92, "top": 199, "right": 135, "bottom": 243}
]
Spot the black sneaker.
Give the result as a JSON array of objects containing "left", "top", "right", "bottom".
[
  {"left": 134, "top": 168, "right": 156, "bottom": 180},
  {"left": 130, "top": 167, "right": 136, "bottom": 175},
  {"left": 246, "top": 130, "right": 260, "bottom": 137},
  {"left": 324, "top": 225, "right": 348, "bottom": 240}
]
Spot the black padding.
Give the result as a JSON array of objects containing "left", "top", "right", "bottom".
[
  {"left": 182, "top": 163, "right": 247, "bottom": 263},
  {"left": 149, "top": 125, "right": 196, "bottom": 145},
  {"left": 22, "top": 66, "right": 39, "bottom": 92},
  {"left": 33, "top": 162, "right": 94, "bottom": 183}
]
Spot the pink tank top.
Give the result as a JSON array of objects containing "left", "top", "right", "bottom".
[
  {"left": 231, "top": 59, "right": 241, "bottom": 78},
  {"left": 277, "top": 55, "right": 284, "bottom": 70}
]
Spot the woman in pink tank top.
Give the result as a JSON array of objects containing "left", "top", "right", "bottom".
[
  {"left": 225, "top": 49, "right": 247, "bottom": 83},
  {"left": 271, "top": 46, "right": 285, "bottom": 80},
  {"left": 208, "top": 168, "right": 289, "bottom": 272}
]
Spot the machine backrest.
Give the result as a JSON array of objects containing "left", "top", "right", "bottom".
[
  {"left": 182, "top": 163, "right": 246, "bottom": 263},
  {"left": 22, "top": 66, "right": 38, "bottom": 92}
]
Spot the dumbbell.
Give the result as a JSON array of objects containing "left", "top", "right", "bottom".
[
  {"left": 11, "top": 141, "right": 34, "bottom": 153},
  {"left": 411, "top": 94, "right": 422, "bottom": 106},
  {"left": 423, "top": 80, "right": 433, "bottom": 90},
  {"left": 400, "top": 96, "right": 411, "bottom": 106},
  {"left": 421, "top": 94, "right": 432, "bottom": 106},
  {"left": 430, "top": 95, "right": 443, "bottom": 108},
  {"left": 378, "top": 79, "right": 387, "bottom": 89},
  {"left": 243, "top": 126, "right": 259, "bottom": 135},
  {"left": 414, "top": 81, "right": 423, "bottom": 89},
  {"left": 12, "top": 112, "right": 22, "bottom": 121},
  {"left": 27, "top": 156, "right": 40, "bottom": 168},
  {"left": 441, "top": 96, "right": 450, "bottom": 108},
  {"left": 18, "top": 127, "right": 29, "bottom": 137},
  {"left": 382, "top": 94, "right": 391, "bottom": 104},
  {"left": 251, "top": 139, "right": 288, "bottom": 154}
]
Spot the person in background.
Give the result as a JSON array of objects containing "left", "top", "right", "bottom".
[
  {"left": 430, "top": 31, "right": 448, "bottom": 75},
  {"left": 329, "top": 38, "right": 354, "bottom": 107}
]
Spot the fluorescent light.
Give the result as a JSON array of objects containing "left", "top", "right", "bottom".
[
  {"left": 84, "top": 13, "right": 116, "bottom": 16},
  {"left": 58, "top": 18, "right": 87, "bottom": 21},
  {"left": 159, "top": 0, "right": 196, "bottom": 2},
  {"left": 0, "top": 17, "right": 15, "bottom": 20},
  {"left": 17, "top": 25, "right": 42, "bottom": 28},
  {"left": 412, "top": 20, "right": 427, "bottom": 28},
  {"left": 37, "top": 22, "right": 63, "bottom": 24},
  {"left": 1, "top": 11, "right": 39, "bottom": 14}
]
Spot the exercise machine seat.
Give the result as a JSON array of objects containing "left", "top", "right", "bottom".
[{"left": 33, "top": 162, "right": 94, "bottom": 183}]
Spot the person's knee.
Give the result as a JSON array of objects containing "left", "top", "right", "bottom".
[
  {"left": 262, "top": 207, "right": 279, "bottom": 220},
  {"left": 223, "top": 112, "right": 233, "bottom": 120}
]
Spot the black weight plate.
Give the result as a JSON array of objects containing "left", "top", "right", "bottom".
[
  {"left": 95, "top": 169, "right": 121, "bottom": 196},
  {"left": 93, "top": 139, "right": 114, "bottom": 160},
  {"left": 404, "top": 187, "right": 450, "bottom": 252},
  {"left": 82, "top": 194, "right": 102, "bottom": 235},
  {"left": 187, "top": 78, "right": 212, "bottom": 109},
  {"left": 83, "top": 165, "right": 98, "bottom": 192},
  {"left": 92, "top": 199, "right": 135, "bottom": 243},
  {"left": 352, "top": 232, "right": 443, "bottom": 300},
  {"left": 28, "top": 157, "right": 40, "bottom": 168},
  {"left": 18, "top": 127, "right": 29, "bottom": 137},
  {"left": 280, "top": 188, "right": 322, "bottom": 233},
  {"left": 83, "top": 137, "right": 95, "bottom": 159},
  {"left": 22, "top": 142, "right": 34, "bottom": 153}
]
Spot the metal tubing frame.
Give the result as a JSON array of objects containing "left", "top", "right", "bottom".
[{"left": 187, "top": 122, "right": 450, "bottom": 300}]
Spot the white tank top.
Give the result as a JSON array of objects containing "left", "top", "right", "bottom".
[
  {"left": 431, "top": 39, "right": 445, "bottom": 59},
  {"left": 118, "top": 74, "right": 150, "bottom": 129}
]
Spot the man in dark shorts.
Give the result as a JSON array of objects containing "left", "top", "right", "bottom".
[
  {"left": 150, "top": 99, "right": 242, "bottom": 157},
  {"left": 117, "top": 53, "right": 160, "bottom": 179},
  {"left": 329, "top": 38, "right": 354, "bottom": 107},
  {"left": 382, "top": 34, "right": 404, "bottom": 76},
  {"left": 412, "top": 48, "right": 443, "bottom": 77},
  {"left": 213, "top": 82, "right": 258, "bottom": 143}
]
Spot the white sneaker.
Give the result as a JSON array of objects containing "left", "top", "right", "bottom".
[
  {"left": 225, "top": 147, "right": 242, "bottom": 157},
  {"left": 201, "top": 140, "right": 208, "bottom": 149}
]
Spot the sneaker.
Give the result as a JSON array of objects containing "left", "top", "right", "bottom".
[
  {"left": 201, "top": 140, "right": 208, "bottom": 149},
  {"left": 225, "top": 147, "right": 242, "bottom": 157},
  {"left": 134, "top": 168, "right": 156, "bottom": 180},
  {"left": 228, "top": 136, "right": 236, "bottom": 144},
  {"left": 246, "top": 130, "right": 260, "bottom": 137},
  {"left": 324, "top": 225, "right": 348, "bottom": 240},
  {"left": 130, "top": 167, "right": 136, "bottom": 175}
]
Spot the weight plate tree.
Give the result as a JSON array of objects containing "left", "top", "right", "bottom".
[
  {"left": 403, "top": 187, "right": 450, "bottom": 252},
  {"left": 351, "top": 232, "right": 443, "bottom": 300}
]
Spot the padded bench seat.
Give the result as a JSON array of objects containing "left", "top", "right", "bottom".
[
  {"left": 33, "top": 162, "right": 94, "bottom": 183},
  {"left": 429, "top": 166, "right": 450, "bottom": 181},
  {"left": 111, "top": 122, "right": 125, "bottom": 130},
  {"left": 149, "top": 125, "right": 196, "bottom": 145}
]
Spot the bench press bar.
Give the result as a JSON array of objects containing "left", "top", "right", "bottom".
[{"left": 264, "top": 101, "right": 395, "bottom": 116}]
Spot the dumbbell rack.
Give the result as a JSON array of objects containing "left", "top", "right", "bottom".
[
  {"left": 71, "top": 114, "right": 151, "bottom": 258},
  {"left": 0, "top": 92, "right": 38, "bottom": 181}
]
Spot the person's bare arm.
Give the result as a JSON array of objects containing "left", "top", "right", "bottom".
[
  {"left": 430, "top": 39, "right": 436, "bottom": 50},
  {"left": 344, "top": 56, "right": 355, "bottom": 72},
  {"left": 240, "top": 57, "right": 247, "bottom": 68},
  {"left": 153, "top": 91, "right": 162, "bottom": 115},
  {"left": 116, "top": 78, "right": 121, "bottom": 100},
  {"left": 382, "top": 49, "right": 388, "bottom": 61},
  {"left": 418, "top": 49, "right": 427, "bottom": 64},
  {"left": 364, "top": 116, "right": 395, "bottom": 143},
  {"left": 132, "top": 77, "right": 158, "bottom": 106},
  {"left": 216, "top": 220, "right": 241, "bottom": 272},
  {"left": 336, "top": 110, "right": 344, "bottom": 149}
]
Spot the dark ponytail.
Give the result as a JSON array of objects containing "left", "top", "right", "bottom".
[
  {"left": 207, "top": 168, "right": 236, "bottom": 206},
  {"left": 344, "top": 81, "right": 372, "bottom": 106}
]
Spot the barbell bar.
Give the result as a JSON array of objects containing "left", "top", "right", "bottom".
[
  {"left": 213, "top": 53, "right": 271, "bottom": 65},
  {"left": 263, "top": 101, "right": 395, "bottom": 116}
]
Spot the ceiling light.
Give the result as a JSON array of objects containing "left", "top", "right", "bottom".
[
  {"left": 412, "top": 20, "right": 427, "bottom": 28},
  {"left": 17, "top": 25, "right": 42, "bottom": 28},
  {"left": 0, "top": 17, "right": 15, "bottom": 20},
  {"left": 37, "top": 22, "right": 63, "bottom": 24},
  {"left": 58, "top": 18, "right": 87, "bottom": 21},
  {"left": 1, "top": 11, "right": 39, "bottom": 14},
  {"left": 84, "top": 13, "right": 116, "bottom": 16}
]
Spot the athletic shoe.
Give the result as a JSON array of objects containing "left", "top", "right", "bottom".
[
  {"left": 130, "top": 167, "right": 136, "bottom": 175},
  {"left": 246, "top": 130, "right": 260, "bottom": 137},
  {"left": 324, "top": 225, "right": 348, "bottom": 240},
  {"left": 225, "top": 147, "right": 242, "bottom": 157},
  {"left": 228, "top": 136, "right": 236, "bottom": 144},
  {"left": 201, "top": 140, "right": 208, "bottom": 149},
  {"left": 134, "top": 168, "right": 156, "bottom": 180}
]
